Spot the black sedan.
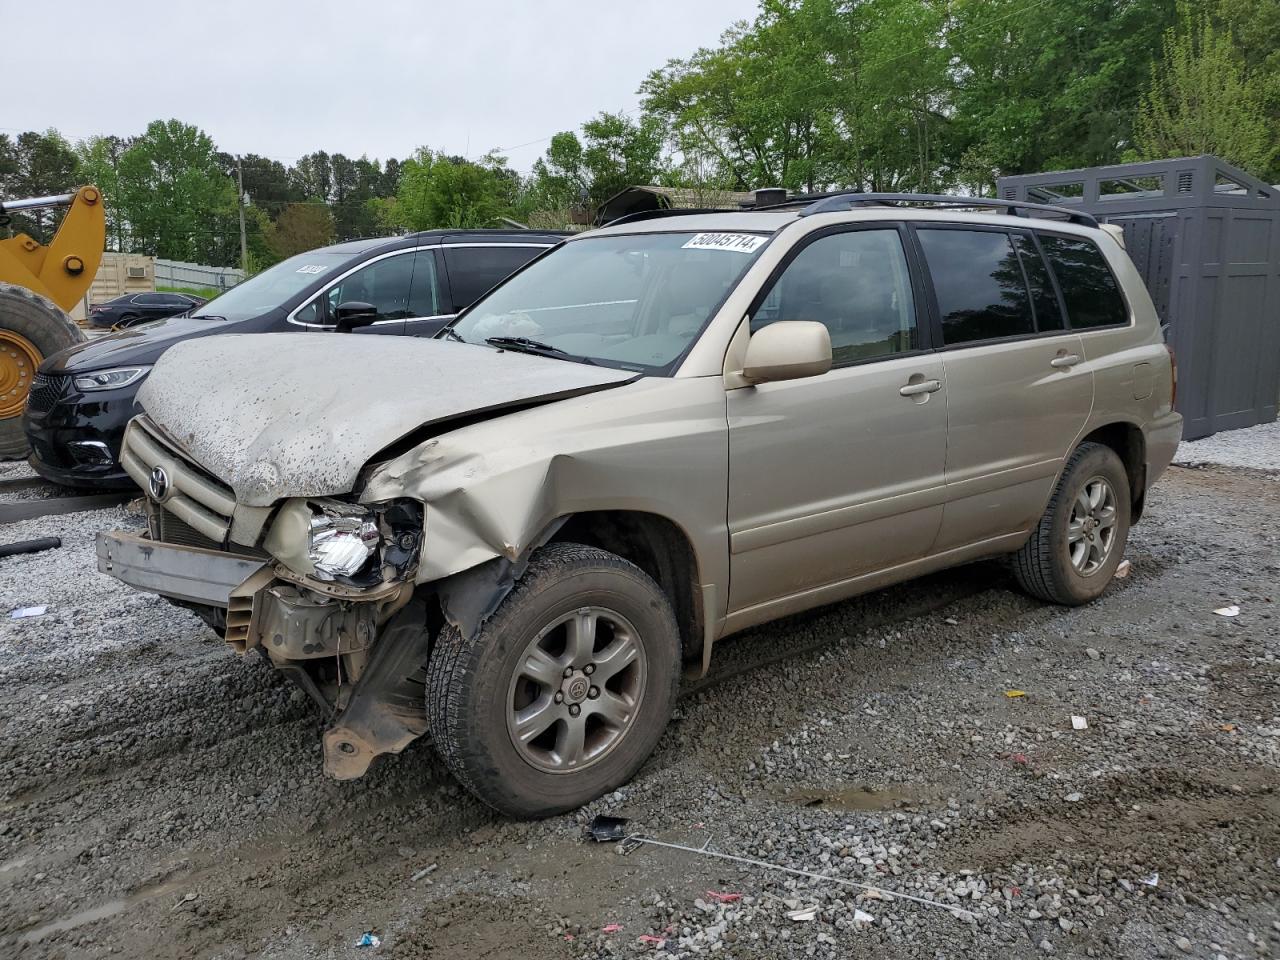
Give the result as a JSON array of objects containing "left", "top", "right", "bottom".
[{"left": 88, "top": 292, "right": 205, "bottom": 329}]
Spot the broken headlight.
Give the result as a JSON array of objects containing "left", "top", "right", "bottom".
[
  {"left": 264, "top": 498, "right": 423, "bottom": 586},
  {"left": 309, "top": 502, "right": 380, "bottom": 581}
]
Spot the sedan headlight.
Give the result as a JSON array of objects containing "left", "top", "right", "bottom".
[{"left": 73, "top": 366, "right": 150, "bottom": 392}]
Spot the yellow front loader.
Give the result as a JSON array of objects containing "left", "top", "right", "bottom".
[{"left": 0, "top": 186, "right": 105, "bottom": 458}]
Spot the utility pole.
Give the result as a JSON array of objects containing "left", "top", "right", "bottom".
[{"left": 235, "top": 156, "right": 248, "bottom": 272}]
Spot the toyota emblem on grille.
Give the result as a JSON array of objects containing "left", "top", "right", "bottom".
[{"left": 148, "top": 465, "right": 171, "bottom": 501}]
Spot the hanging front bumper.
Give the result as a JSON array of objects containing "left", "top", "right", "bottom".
[{"left": 96, "top": 529, "right": 267, "bottom": 607}]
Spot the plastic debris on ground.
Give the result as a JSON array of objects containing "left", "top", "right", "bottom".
[
  {"left": 1115, "top": 558, "right": 1132, "bottom": 579},
  {"left": 637, "top": 934, "right": 666, "bottom": 946},
  {"left": 787, "top": 906, "right": 819, "bottom": 921},
  {"left": 354, "top": 932, "right": 381, "bottom": 948},
  {"left": 1142, "top": 872, "right": 1160, "bottom": 887},
  {"left": 587, "top": 814, "right": 629, "bottom": 843},
  {"left": 1214, "top": 604, "right": 1240, "bottom": 617},
  {"left": 705, "top": 890, "right": 743, "bottom": 903},
  {"left": 1005, "top": 689, "right": 1027, "bottom": 698},
  {"left": 944, "top": 617, "right": 959, "bottom": 626},
  {"left": 853, "top": 909, "right": 875, "bottom": 924},
  {"left": 409, "top": 863, "right": 438, "bottom": 882},
  {"left": 1071, "top": 715, "right": 1089, "bottom": 731},
  {"left": 602, "top": 923, "right": 623, "bottom": 934},
  {"left": 9, "top": 605, "right": 47, "bottom": 619},
  {"left": 1220, "top": 723, "right": 1236, "bottom": 732}
]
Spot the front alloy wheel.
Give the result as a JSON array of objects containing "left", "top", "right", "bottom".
[
  {"left": 426, "top": 543, "right": 680, "bottom": 818},
  {"left": 507, "top": 606, "right": 647, "bottom": 773}
]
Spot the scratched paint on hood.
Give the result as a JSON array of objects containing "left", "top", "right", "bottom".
[{"left": 136, "top": 333, "right": 635, "bottom": 506}]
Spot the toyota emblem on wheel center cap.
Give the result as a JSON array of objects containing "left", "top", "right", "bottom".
[{"left": 148, "top": 465, "right": 171, "bottom": 501}]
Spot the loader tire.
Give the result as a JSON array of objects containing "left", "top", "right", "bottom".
[{"left": 0, "top": 282, "right": 84, "bottom": 460}]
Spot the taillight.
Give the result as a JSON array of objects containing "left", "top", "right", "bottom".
[{"left": 1165, "top": 343, "right": 1177, "bottom": 408}]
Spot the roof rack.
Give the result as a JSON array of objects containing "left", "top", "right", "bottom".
[
  {"left": 798, "top": 192, "right": 1099, "bottom": 228},
  {"left": 604, "top": 207, "right": 758, "bottom": 227}
]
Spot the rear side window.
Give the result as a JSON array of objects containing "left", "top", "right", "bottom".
[
  {"left": 443, "top": 245, "right": 542, "bottom": 311},
  {"left": 1038, "top": 235, "right": 1128, "bottom": 328},
  {"left": 1011, "top": 233, "right": 1064, "bottom": 332},
  {"left": 917, "top": 229, "right": 1034, "bottom": 345}
]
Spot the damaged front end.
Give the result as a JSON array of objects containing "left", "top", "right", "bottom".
[{"left": 98, "top": 417, "right": 434, "bottom": 780}]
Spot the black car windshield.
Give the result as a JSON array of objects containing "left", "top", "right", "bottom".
[
  {"left": 449, "top": 231, "right": 769, "bottom": 373},
  {"left": 189, "top": 251, "right": 351, "bottom": 321}
]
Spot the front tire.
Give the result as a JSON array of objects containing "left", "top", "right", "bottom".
[
  {"left": 1011, "top": 442, "right": 1131, "bottom": 605},
  {"left": 426, "top": 542, "right": 681, "bottom": 818}
]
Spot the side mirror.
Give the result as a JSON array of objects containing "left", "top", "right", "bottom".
[
  {"left": 742, "top": 321, "right": 832, "bottom": 384},
  {"left": 334, "top": 301, "right": 378, "bottom": 333}
]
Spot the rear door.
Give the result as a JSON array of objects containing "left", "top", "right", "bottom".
[
  {"left": 440, "top": 243, "right": 550, "bottom": 315},
  {"left": 913, "top": 225, "right": 1093, "bottom": 551}
]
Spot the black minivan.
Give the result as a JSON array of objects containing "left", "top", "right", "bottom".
[{"left": 25, "top": 229, "right": 566, "bottom": 487}]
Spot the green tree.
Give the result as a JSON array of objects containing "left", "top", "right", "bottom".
[
  {"left": 266, "top": 202, "right": 335, "bottom": 259},
  {"left": 394, "top": 149, "right": 521, "bottom": 229},
  {"left": 948, "top": 0, "right": 1182, "bottom": 191},
  {"left": 0, "top": 129, "right": 79, "bottom": 241},
  {"left": 1134, "top": 2, "right": 1275, "bottom": 176},
  {"left": 74, "top": 135, "right": 131, "bottom": 251},
  {"left": 115, "top": 120, "right": 238, "bottom": 263},
  {"left": 642, "top": 0, "right": 854, "bottom": 191}
]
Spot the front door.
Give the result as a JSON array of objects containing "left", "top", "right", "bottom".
[
  {"left": 912, "top": 226, "right": 1094, "bottom": 550},
  {"left": 726, "top": 225, "right": 948, "bottom": 617}
]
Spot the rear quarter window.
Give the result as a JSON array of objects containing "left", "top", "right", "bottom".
[{"left": 1037, "top": 234, "right": 1128, "bottom": 329}]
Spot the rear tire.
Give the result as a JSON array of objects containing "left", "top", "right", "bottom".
[
  {"left": 0, "top": 283, "right": 85, "bottom": 460},
  {"left": 426, "top": 542, "right": 681, "bottom": 818},
  {"left": 1011, "top": 442, "right": 1131, "bottom": 605}
]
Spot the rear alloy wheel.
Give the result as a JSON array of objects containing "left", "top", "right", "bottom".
[
  {"left": 1011, "top": 441, "right": 1131, "bottom": 605},
  {"left": 426, "top": 542, "right": 680, "bottom": 818}
]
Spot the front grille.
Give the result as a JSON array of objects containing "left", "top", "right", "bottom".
[
  {"left": 25, "top": 373, "right": 67, "bottom": 415},
  {"left": 156, "top": 509, "right": 223, "bottom": 551},
  {"left": 121, "top": 417, "right": 236, "bottom": 543}
]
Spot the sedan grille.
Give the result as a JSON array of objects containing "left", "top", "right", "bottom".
[{"left": 25, "top": 373, "right": 67, "bottom": 414}]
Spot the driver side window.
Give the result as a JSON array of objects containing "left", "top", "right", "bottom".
[
  {"left": 322, "top": 254, "right": 416, "bottom": 324},
  {"left": 752, "top": 228, "right": 919, "bottom": 367}
]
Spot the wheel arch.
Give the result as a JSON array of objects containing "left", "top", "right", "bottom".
[
  {"left": 548, "top": 510, "right": 707, "bottom": 672},
  {"left": 1077, "top": 421, "right": 1147, "bottom": 521}
]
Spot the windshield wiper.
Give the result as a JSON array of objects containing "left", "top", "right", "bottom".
[
  {"left": 484, "top": 336, "right": 597, "bottom": 365},
  {"left": 189, "top": 314, "right": 228, "bottom": 321},
  {"left": 440, "top": 326, "right": 465, "bottom": 342}
]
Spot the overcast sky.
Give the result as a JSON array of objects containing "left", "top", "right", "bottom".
[{"left": 7, "top": 0, "right": 757, "bottom": 170}]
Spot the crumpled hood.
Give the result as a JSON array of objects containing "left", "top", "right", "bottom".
[{"left": 137, "top": 333, "right": 636, "bottom": 506}]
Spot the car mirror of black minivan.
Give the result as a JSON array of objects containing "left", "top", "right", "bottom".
[{"left": 334, "top": 301, "right": 378, "bottom": 333}]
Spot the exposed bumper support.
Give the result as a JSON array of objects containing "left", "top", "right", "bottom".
[{"left": 96, "top": 530, "right": 266, "bottom": 607}]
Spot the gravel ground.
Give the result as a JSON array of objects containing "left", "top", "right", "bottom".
[
  {"left": 1174, "top": 421, "right": 1280, "bottom": 475},
  {"left": 0, "top": 463, "right": 1277, "bottom": 960}
]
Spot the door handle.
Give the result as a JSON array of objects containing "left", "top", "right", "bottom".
[
  {"left": 899, "top": 378, "right": 942, "bottom": 397},
  {"left": 1050, "top": 353, "right": 1082, "bottom": 368}
]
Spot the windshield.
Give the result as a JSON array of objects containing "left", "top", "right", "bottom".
[
  {"left": 190, "top": 251, "right": 351, "bottom": 321},
  {"left": 449, "top": 231, "right": 768, "bottom": 373}
]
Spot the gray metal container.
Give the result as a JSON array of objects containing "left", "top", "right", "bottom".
[{"left": 999, "top": 156, "right": 1280, "bottom": 440}]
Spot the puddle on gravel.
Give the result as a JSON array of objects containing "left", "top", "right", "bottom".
[
  {"left": 20, "top": 876, "right": 189, "bottom": 944},
  {"left": 775, "top": 784, "right": 921, "bottom": 811}
]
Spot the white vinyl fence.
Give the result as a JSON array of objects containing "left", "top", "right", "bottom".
[{"left": 154, "top": 259, "right": 244, "bottom": 292}]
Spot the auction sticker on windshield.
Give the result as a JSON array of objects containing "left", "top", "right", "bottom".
[
  {"left": 296, "top": 264, "right": 329, "bottom": 274},
  {"left": 681, "top": 233, "right": 768, "bottom": 254}
]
